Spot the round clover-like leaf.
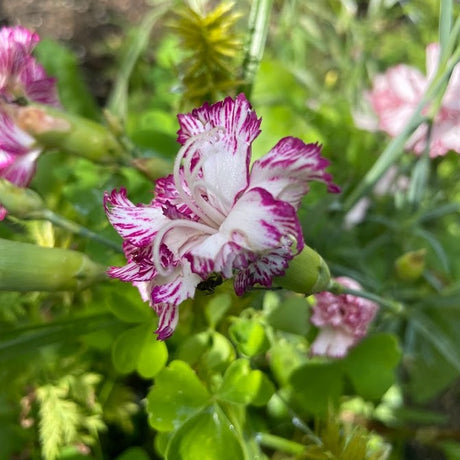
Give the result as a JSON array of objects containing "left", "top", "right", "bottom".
[
  {"left": 289, "top": 362, "right": 343, "bottom": 416},
  {"left": 229, "top": 318, "right": 269, "bottom": 357},
  {"left": 343, "top": 333, "right": 401, "bottom": 401},
  {"left": 217, "top": 359, "right": 275, "bottom": 406},
  {"left": 111, "top": 322, "right": 167, "bottom": 378},
  {"left": 165, "top": 404, "right": 246, "bottom": 460},
  {"left": 147, "top": 360, "right": 210, "bottom": 432}
]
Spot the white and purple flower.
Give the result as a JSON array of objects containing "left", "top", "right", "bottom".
[
  {"left": 362, "top": 43, "right": 460, "bottom": 157},
  {"left": 310, "top": 277, "right": 378, "bottom": 358},
  {"left": 0, "top": 26, "right": 59, "bottom": 219},
  {"left": 105, "top": 94, "right": 339, "bottom": 340}
]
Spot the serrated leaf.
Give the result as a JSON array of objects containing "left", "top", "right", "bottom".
[
  {"left": 217, "top": 359, "right": 274, "bottom": 406},
  {"left": 165, "top": 404, "right": 245, "bottom": 460},
  {"left": 146, "top": 360, "right": 210, "bottom": 432},
  {"left": 343, "top": 333, "right": 401, "bottom": 401}
]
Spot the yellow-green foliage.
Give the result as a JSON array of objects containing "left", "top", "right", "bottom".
[
  {"left": 170, "top": 1, "right": 244, "bottom": 106},
  {"left": 36, "top": 372, "right": 105, "bottom": 460},
  {"left": 300, "top": 414, "right": 390, "bottom": 460}
]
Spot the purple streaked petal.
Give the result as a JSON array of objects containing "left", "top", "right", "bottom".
[
  {"left": 1, "top": 147, "right": 41, "bottom": 186},
  {"left": 233, "top": 245, "right": 294, "bottom": 296},
  {"left": 104, "top": 188, "right": 168, "bottom": 247},
  {"left": 177, "top": 93, "right": 261, "bottom": 146},
  {"left": 154, "top": 302, "right": 179, "bottom": 340},
  {"left": 220, "top": 187, "right": 304, "bottom": 253},
  {"left": 250, "top": 138, "right": 340, "bottom": 209}
]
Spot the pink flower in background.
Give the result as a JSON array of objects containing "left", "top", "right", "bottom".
[
  {"left": 366, "top": 43, "right": 460, "bottom": 157},
  {"left": 310, "top": 276, "right": 378, "bottom": 358},
  {"left": 0, "top": 26, "right": 60, "bottom": 219},
  {"left": 105, "top": 94, "right": 339, "bottom": 339}
]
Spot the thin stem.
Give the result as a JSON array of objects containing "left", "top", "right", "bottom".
[
  {"left": 240, "top": 0, "right": 273, "bottom": 98},
  {"left": 28, "top": 209, "right": 123, "bottom": 253},
  {"left": 329, "top": 281, "right": 404, "bottom": 314},
  {"left": 255, "top": 432, "right": 306, "bottom": 455}
]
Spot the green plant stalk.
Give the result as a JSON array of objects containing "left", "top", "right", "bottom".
[
  {"left": 329, "top": 281, "right": 404, "bottom": 314},
  {"left": 344, "top": 44, "right": 460, "bottom": 212},
  {"left": 107, "top": 2, "right": 170, "bottom": 120},
  {"left": 0, "top": 238, "right": 107, "bottom": 292},
  {"left": 29, "top": 209, "right": 122, "bottom": 253},
  {"left": 16, "top": 104, "right": 127, "bottom": 163},
  {"left": 255, "top": 432, "right": 305, "bottom": 455},
  {"left": 240, "top": 0, "right": 273, "bottom": 98}
]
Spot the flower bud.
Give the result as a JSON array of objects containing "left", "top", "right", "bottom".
[
  {"left": 0, "top": 238, "right": 106, "bottom": 291},
  {"left": 15, "top": 105, "right": 125, "bottom": 163},
  {"left": 274, "top": 245, "right": 331, "bottom": 295},
  {"left": 395, "top": 249, "right": 426, "bottom": 281},
  {"left": 0, "top": 179, "right": 45, "bottom": 218}
]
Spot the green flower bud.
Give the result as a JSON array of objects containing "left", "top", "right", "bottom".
[
  {"left": 0, "top": 179, "right": 45, "bottom": 218},
  {"left": 395, "top": 249, "right": 426, "bottom": 281},
  {"left": 0, "top": 238, "right": 106, "bottom": 291},
  {"left": 16, "top": 105, "right": 125, "bottom": 163},
  {"left": 274, "top": 245, "right": 331, "bottom": 295}
]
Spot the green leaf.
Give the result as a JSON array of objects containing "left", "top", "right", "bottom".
[
  {"left": 289, "top": 362, "right": 343, "bottom": 416},
  {"left": 106, "top": 285, "right": 153, "bottom": 323},
  {"left": 343, "top": 333, "right": 401, "bottom": 401},
  {"left": 115, "top": 447, "right": 151, "bottom": 460},
  {"left": 111, "top": 322, "right": 168, "bottom": 377},
  {"left": 176, "top": 331, "right": 212, "bottom": 365},
  {"left": 216, "top": 359, "right": 274, "bottom": 406},
  {"left": 147, "top": 360, "right": 210, "bottom": 432},
  {"left": 34, "top": 39, "right": 99, "bottom": 119},
  {"left": 203, "top": 332, "right": 236, "bottom": 372},
  {"left": 266, "top": 295, "right": 310, "bottom": 335},
  {"left": 165, "top": 405, "right": 245, "bottom": 460},
  {"left": 205, "top": 293, "right": 232, "bottom": 329},
  {"left": 229, "top": 318, "right": 269, "bottom": 357}
]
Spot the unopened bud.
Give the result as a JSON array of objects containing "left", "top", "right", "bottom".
[
  {"left": 0, "top": 238, "right": 106, "bottom": 291},
  {"left": 0, "top": 179, "right": 45, "bottom": 218},
  {"left": 274, "top": 245, "right": 331, "bottom": 295},
  {"left": 395, "top": 249, "right": 426, "bottom": 281},
  {"left": 16, "top": 105, "right": 125, "bottom": 163}
]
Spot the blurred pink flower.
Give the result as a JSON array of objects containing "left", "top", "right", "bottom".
[
  {"left": 310, "top": 276, "right": 378, "bottom": 358},
  {"left": 105, "top": 94, "right": 339, "bottom": 339},
  {"left": 0, "top": 26, "right": 60, "bottom": 219},
  {"left": 365, "top": 43, "right": 460, "bottom": 157}
]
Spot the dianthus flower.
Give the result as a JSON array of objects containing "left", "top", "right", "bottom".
[
  {"left": 105, "top": 94, "right": 339, "bottom": 339},
  {"left": 365, "top": 43, "right": 460, "bottom": 157},
  {"left": 0, "top": 26, "right": 60, "bottom": 219},
  {"left": 310, "top": 277, "right": 378, "bottom": 358}
]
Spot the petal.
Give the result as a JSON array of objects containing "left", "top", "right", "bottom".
[
  {"left": 250, "top": 138, "right": 339, "bottom": 209},
  {"left": 104, "top": 188, "right": 168, "bottom": 247},
  {"left": 220, "top": 187, "right": 304, "bottom": 253},
  {"left": 154, "top": 302, "right": 179, "bottom": 340},
  {"left": 310, "top": 326, "right": 356, "bottom": 358},
  {"left": 177, "top": 93, "right": 261, "bottom": 146},
  {"left": 187, "top": 187, "right": 303, "bottom": 278},
  {"left": 233, "top": 245, "right": 294, "bottom": 295},
  {"left": 2, "top": 148, "right": 41, "bottom": 186}
]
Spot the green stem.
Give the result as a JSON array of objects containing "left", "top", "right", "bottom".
[
  {"left": 329, "top": 281, "right": 404, "bottom": 314},
  {"left": 29, "top": 209, "right": 122, "bottom": 253},
  {"left": 256, "top": 432, "right": 306, "bottom": 455},
  {"left": 240, "top": 0, "right": 273, "bottom": 98}
]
